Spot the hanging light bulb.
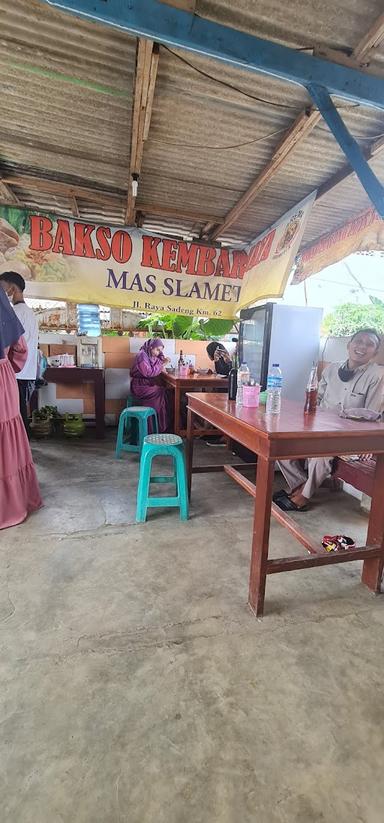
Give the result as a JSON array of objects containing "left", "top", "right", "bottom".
[{"left": 131, "top": 173, "right": 139, "bottom": 198}]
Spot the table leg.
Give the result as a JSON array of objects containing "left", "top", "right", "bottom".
[
  {"left": 94, "top": 376, "right": 105, "bottom": 439},
  {"left": 186, "top": 406, "right": 194, "bottom": 499},
  {"left": 174, "top": 385, "right": 181, "bottom": 436},
  {"left": 362, "top": 453, "right": 384, "bottom": 593},
  {"left": 248, "top": 457, "right": 275, "bottom": 617}
]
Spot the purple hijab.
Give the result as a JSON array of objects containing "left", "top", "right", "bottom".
[
  {"left": 131, "top": 338, "right": 165, "bottom": 380},
  {"left": 0, "top": 288, "right": 25, "bottom": 360},
  {"left": 141, "top": 338, "right": 165, "bottom": 360}
]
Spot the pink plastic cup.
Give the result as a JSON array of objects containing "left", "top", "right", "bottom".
[{"left": 242, "top": 384, "right": 261, "bottom": 407}]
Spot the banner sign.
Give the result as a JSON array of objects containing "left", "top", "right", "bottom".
[
  {"left": 293, "top": 207, "right": 384, "bottom": 284},
  {"left": 0, "top": 194, "right": 314, "bottom": 318}
]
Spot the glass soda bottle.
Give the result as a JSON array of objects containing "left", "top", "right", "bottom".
[
  {"left": 304, "top": 363, "right": 318, "bottom": 414},
  {"left": 228, "top": 346, "right": 238, "bottom": 401}
]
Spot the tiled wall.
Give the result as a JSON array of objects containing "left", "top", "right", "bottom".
[{"left": 39, "top": 335, "right": 215, "bottom": 424}]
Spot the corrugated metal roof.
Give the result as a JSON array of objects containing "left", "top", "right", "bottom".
[
  {"left": 0, "top": 0, "right": 383, "bottom": 255},
  {"left": 0, "top": 0, "right": 136, "bottom": 189},
  {"left": 139, "top": 47, "right": 308, "bottom": 220},
  {"left": 199, "top": 0, "right": 383, "bottom": 54}
]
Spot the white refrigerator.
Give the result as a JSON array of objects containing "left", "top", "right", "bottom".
[{"left": 239, "top": 303, "right": 323, "bottom": 401}]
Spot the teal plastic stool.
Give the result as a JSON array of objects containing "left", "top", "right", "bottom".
[
  {"left": 136, "top": 433, "right": 189, "bottom": 522},
  {"left": 115, "top": 407, "right": 158, "bottom": 458}
]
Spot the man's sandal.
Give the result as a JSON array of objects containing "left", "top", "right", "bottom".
[{"left": 273, "top": 490, "right": 308, "bottom": 512}]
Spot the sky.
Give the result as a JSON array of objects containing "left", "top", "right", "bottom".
[{"left": 283, "top": 251, "right": 384, "bottom": 316}]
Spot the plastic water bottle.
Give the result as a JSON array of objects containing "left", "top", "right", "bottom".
[
  {"left": 266, "top": 363, "right": 282, "bottom": 414},
  {"left": 77, "top": 304, "right": 101, "bottom": 336},
  {"left": 236, "top": 363, "right": 250, "bottom": 404}
]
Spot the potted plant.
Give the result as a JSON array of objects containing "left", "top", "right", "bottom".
[
  {"left": 31, "top": 406, "right": 53, "bottom": 438},
  {"left": 30, "top": 405, "right": 64, "bottom": 438}
]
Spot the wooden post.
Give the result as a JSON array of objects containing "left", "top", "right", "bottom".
[{"left": 94, "top": 371, "right": 106, "bottom": 439}]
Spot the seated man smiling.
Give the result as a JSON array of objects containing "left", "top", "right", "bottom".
[{"left": 275, "top": 328, "right": 384, "bottom": 511}]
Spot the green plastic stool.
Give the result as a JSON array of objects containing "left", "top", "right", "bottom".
[
  {"left": 136, "top": 433, "right": 189, "bottom": 522},
  {"left": 115, "top": 407, "right": 158, "bottom": 458}
]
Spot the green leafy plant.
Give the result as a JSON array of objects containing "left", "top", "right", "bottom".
[
  {"left": 1, "top": 206, "right": 30, "bottom": 236},
  {"left": 32, "top": 405, "right": 57, "bottom": 421},
  {"left": 1, "top": 205, "right": 57, "bottom": 236},
  {"left": 136, "top": 313, "right": 236, "bottom": 340},
  {"left": 322, "top": 303, "right": 384, "bottom": 337}
]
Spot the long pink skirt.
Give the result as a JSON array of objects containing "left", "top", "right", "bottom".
[{"left": 0, "top": 357, "right": 42, "bottom": 529}]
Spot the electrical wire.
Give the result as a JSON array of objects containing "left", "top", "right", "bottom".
[
  {"left": 355, "top": 132, "right": 384, "bottom": 140},
  {"left": 163, "top": 45, "right": 360, "bottom": 113},
  {"left": 162, "top": 46, "right": 301, "bottom": 110},
  {"left": 150, "top": 127, "right": 287, "bottom": 151},
  {"left": 318, "top": 125, "right": 384, "bottom": 140}
]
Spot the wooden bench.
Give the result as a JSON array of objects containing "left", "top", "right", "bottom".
[{"left": 333, "top": 456, "right": 375, "bottom": 497}]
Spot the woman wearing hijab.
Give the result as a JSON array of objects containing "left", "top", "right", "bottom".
[
  {"left": 0, "top": 289, "right": 42, "bottom": 529},
  {"left": 206, "top": 341, "right": 232, "bottom": 376},
  {"left": 130, "top": 338, "right": 169, "bottom": 432}
]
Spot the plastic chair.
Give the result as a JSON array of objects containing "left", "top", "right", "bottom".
[
  {"left": 115, "top": 407, "right": 158, "bottom": 457},
  {"left": 136, "top": 433, "right": 189, "bottom": 522}
]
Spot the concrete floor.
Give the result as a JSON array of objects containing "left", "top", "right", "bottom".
[{"left": 1, "top": 434, "right": 384, "bottom": 823}]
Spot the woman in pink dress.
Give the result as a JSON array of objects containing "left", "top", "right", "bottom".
[
  {"left": 130, "top": 338, "right": 169, "bottom": 432},
  {"left": 0, "top": 289, "right": 42, "bottom": 528}
]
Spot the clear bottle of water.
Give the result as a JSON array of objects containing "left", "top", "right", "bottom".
[
  {"left": 77, "top": 304, "right": 101, "bottom": 336},
  {"left": 266, "top": 363, "right": 282, "bottom": 414},
  {"left": 236, "top": 363, "right": 250, "bottom": 404}
]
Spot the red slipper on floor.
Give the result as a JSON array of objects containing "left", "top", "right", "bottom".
[{"left": 322, "top": 535, "right": 356, "bottom": 552}]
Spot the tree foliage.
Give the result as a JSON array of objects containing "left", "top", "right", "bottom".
[
  {"left": 322, "top": 301, "right": 384, "bottom": 336},
  {"left": 136, "top": 313, "right": 236, "bottom": 340}
]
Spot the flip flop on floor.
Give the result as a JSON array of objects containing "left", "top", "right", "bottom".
[
  {"left": 273, "top": 491, "right": 308, "bottom": 512},
  {"left": 322, "top": 535, "right": 356, "bottom": 552}
]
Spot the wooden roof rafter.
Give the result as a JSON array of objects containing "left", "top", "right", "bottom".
[{"left": 126, "top": 38, "right": 160, "bottom": 224}]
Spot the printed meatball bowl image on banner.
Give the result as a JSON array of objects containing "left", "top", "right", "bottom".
[{"left": 0, "top": 194, "right": 315, "bottom": 319}]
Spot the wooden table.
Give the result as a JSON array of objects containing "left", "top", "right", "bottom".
[
  {"left": 44, "top": 367, "right": 105, "bottom": 439},
  {"left": 186, "top": 393, "right": 384, "bottom": 617},
  {"left": 162, "top": 371, "right": 228, "bottom": 436}
]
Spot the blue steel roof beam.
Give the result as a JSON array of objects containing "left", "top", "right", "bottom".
[
  {"left": 308, "top": 84, "right": 384, "bottom": 218},
  {"left": 43, "top": 0, "right": 384, "bottom": 111}
]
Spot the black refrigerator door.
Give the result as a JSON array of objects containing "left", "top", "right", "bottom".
[
  {"left": 233, "top": 304, "right": 273, "bottom": 462},
  {"left": 239, "top": 304, "right": 273, "bottom": 389}
]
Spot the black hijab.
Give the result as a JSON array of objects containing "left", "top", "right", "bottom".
[{"left": 0, "top": 288, "right": 25, "bottom": 360}]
